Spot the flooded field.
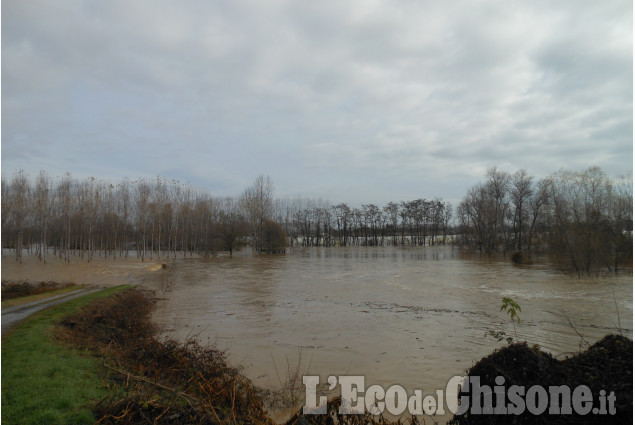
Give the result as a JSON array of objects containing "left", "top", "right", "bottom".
[
  {"left": 152, "top": 246, "right": 632, "bottom": 419},
  {"left": 4, "top": 246, "right": 630, "bottom": 422}
]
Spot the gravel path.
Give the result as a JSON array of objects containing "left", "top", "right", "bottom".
[{"left": 1, "top": 287, "right": 104, "bottom": 332}]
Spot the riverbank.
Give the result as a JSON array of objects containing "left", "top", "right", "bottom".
[
  {"left": 4, "top": 285, "right": 631, "bottom": 424},
  {"left": 1, "top": 285, "right": 273, "bottom": 424},
  {"left": 2, "top": 286, "right": 404, "bottom": 424},
  {"left": 1, "top": 286, "right": 132, "bottom": 424},
  {"left": 59, "top": 288, "right": 275, "bottom": 424}
]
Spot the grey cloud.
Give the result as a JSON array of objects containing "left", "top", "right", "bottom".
[{"left": 2, "top": 0, "right": 631, "bottom": 204}]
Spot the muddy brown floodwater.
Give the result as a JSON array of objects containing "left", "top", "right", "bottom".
[
  {"left": 152, "top": 246, "right": 632, "bottom": 423},
  {"left": 4, "top": 247, "right": 631, "bottom": 423},
  {"left": 1, "top": 250, "right": 165, "bottom": 289}
]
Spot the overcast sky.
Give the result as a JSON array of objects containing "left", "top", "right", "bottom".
[{"left": 2, "top": 0, "right": 632, "bottom": 205}]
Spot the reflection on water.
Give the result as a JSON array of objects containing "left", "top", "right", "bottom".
[{"left": 153, "top": 246, "right": 632, "bottom": 419}]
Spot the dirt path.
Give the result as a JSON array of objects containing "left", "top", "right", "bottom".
[
  {"left": 1, "top": 287, "right": 106, "bottom": 332},
  {"left": 2, "top": 252, "right": 167, "bottom": 333}
]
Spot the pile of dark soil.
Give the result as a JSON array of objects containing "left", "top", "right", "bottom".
[
  {"left": 59, "top": 290, "right": 272, "bottom": 425},
  {"left": 1, "top": 280, "right": 74, "bottom": 300},
  {"left": 449, "top": 335, "right": 632, "bottom": 424}
]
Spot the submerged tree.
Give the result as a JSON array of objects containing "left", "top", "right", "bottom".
[
  {"left": 457, "top": 166, "right": 632, "bottom": 275},
  {"left": 241, "top": 175, "right": 274, "bottom": 252},
  {"left": 2, "top": 165, "right": 628, "bottom": 276},
  {"left": 218, "top": 197, "right": 245, "bottom": 256},
  {"left": 3, "top": 170, "right": 31, "bottom": 263},
  {"left": 545, "top": 167, "right": 632, "bottom": 276},
  {"left": 261, "top": 219, "right": 288, "bottom": 253},
  {"left": 510, "top": 169, "right": 532, "bottom": 251}
]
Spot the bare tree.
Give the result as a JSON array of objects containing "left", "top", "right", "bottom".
[
  {"left": 486, "top": 167, "right": 511, "bottom": 252},
  {"left": 7, "top": 170, "right": 31, "bottom": 262},
  {"left": 383, "top": 202, "right": 399, "bottom": 246},
  {"left": 545, "top": 167, "right": 624, "bottom": 276},
  {"left": 510, "top": 169, "right": 533, "bottom": 251},
  {"left": 118, "top": 178, "right": 132, "bottom": 258},
  {"left": 441, "top": 201, "right": 453, "bottom": 244},
  {"left": 1, "top": 177, "right": 10, "bottom": 252},
  {"left": 56, "top": 173, "right": 74, "bottom": 262},
  {"left": 332, "top": 203, "right": 351, "bottom": 246},
  {"left": 526, "top": 178, "right": 548, "bottom": 253},
  {"left": 3, "top": 166, "right": 626, "bottom": 273},
  {"left": 218, "top": 197, "right": 245, "bottom": 256},
  {"left": 135, "top": 180, "right": 151, "bottom": 261},
  {"left": 241, "top": 175, "right": 274, "bottom": 252},
  {"left": 33, "top": 171, "right": 51, "bottom": 262}
]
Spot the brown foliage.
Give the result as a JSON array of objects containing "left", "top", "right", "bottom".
[
  {"left": 60, "top": 290, "right": 156, "bottom": 349},
  {"left": 58, "top": 290, "right": 272, "bottom": 425},
  {"left": 1, "top": 280, "right": 75, "bottom": 300}
]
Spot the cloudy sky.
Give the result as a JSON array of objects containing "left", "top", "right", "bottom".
[{"left": 2, "top": 0, "right": 632, "bottom": 205}]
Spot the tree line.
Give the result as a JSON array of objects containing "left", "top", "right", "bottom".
[
  {"left": 2, "top": 166, "right": 632, "bottom": 276},
  {"left": 273, "top": 197, "right": 453, "bottom": 248},
  {"left": 456, "top": 166, "right": 632, "bottom": 276},
  {"left": 1, "top": 172, "right": 453, "bottom": 263}
]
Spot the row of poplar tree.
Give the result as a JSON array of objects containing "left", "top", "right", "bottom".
[
  {"left": 2, "top": 166, "right": 631, "bottom": 276},
  {"left": 1, "top": 172, "right": 453, "bottom": 262}
]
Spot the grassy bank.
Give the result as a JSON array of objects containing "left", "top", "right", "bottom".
[
  {"left": 2, "top": 284, "right": 277, "bottom": 425},
  {"left": 1, "top": 285, "right": 133, "bottom": 425},
  {"left": 58, "top": 290, "right": 274, "bottom": 424}
]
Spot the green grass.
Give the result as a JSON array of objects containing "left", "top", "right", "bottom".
[
  {"left": 1, "top": 284, "right": 86, "bottom": 309},
  {"left": 2, "top": 285, "right": 134, "bottom": 425}
]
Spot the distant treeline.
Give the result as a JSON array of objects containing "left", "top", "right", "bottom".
[{"left": 1, "top": 166, "right": 632, "bottom": 276}]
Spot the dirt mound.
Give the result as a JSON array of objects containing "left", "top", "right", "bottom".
[{"left": 449, "top": 335, "right": 632, "bottom": 424}]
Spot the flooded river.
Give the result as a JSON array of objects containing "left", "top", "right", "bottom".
[{"left": 152, "top": 246, "right": 632, "bottom": 420}]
